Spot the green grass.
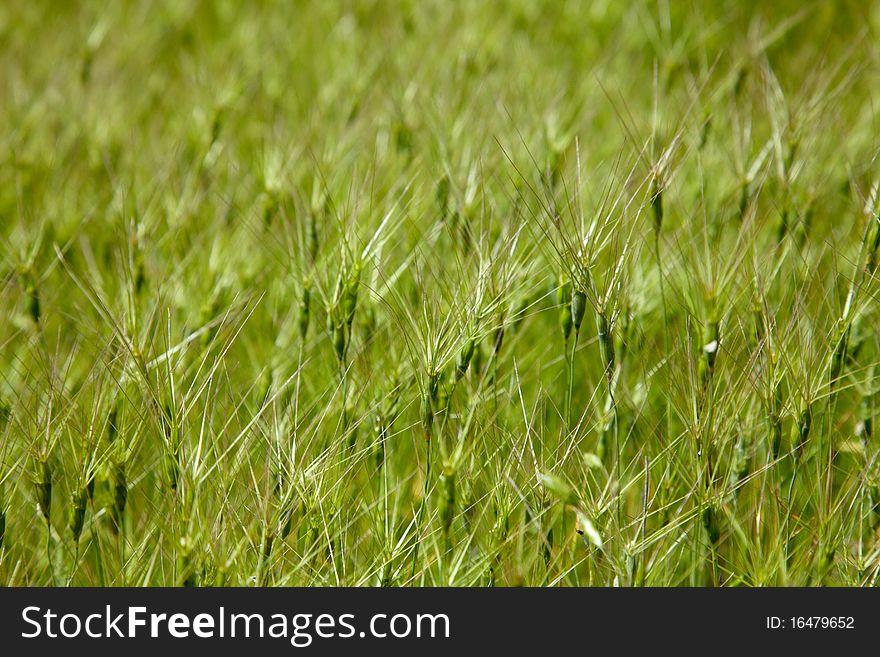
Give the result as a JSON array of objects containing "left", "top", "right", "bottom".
[{"left": 1, "top": 0, "right": 880, "bottom": 586}]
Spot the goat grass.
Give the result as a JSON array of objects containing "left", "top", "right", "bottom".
[{"left": 2, "top": 1, "right": 880, "bottom": 587}]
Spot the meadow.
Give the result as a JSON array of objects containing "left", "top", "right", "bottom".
[{"left": 2, "top": 0, "right": 880, "bottom": 586}]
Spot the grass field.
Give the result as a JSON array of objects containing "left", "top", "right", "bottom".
[{"left": 2, "top": 0, "right": 880, "bottom": 586}]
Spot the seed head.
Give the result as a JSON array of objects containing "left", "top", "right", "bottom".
[
  {"left": 69, "top": 487, "right": 88, "bottom": 542},
  {"left": 867, "top": 218, "right": 880, "bottom": 275},
  {"left": 86, "top": 467, "right": 96, "bottom": 501},
  {"left": 342, "top": 261, "right": 361, "bottom": 329},
  {"left": 733, "top": 434, "right": 749, "bottom": 485},
  {"left": 751, "top": 297, "right": 764, "bottom": 346},
  {"left": 571, "top": 290, "right": 587, "bottom": 333},
  {"left": 596, "top": 311, "right": 615, "bottom": 379},
  {"left": 162, "top": 407, "right": 181, "bottom": 492},
  {"left": 792, "top": 403, "right": 812, "bottom": 458},
  {"left": 456, "top": 337, "right": 476, "bottom": 380},
  {"left": 557, "top": 277, "right": 573, "bottom": 341},
  {"left": 107, "top": 403, "right": 119, "bottom": 443},
  {"left": 438, "top": 462, "right": 456, "bottom": 537},
  {"left": 111, "top": 461, "right": 127, "bottom": 532},
  {"left": 701, "top": 504, "right": 721, "bottom": 545},
  {"left": 306, "top": 213, "right": 319, "bottom": 262},
  {"left": 421, "top": 370, "right": 441, "bottom": 439},
  {"left": 33, "top": 457, "right": 52, "bottom": 524},
  {"left": 298, "top": 277, "right": 312, "bottom": 341},
  {"left": 858, "top": 393, "right": 874, "bottom": 446},
  {"left": 470, "top": 341, "right": 485, "bottom": 377},
  {"left": 768, "top": 379, "right": 783, "bottom": 460},
  {"left": 0, "top": 396, "right": 11, "bottom": 427},
  {"left": 650, "top": 175, "right": 663, "bottom": 234},
  {"left": 331, "top": 321, "right": 346, "bottom": 364},
  {"left": 19, "top": 265, "right": 40, "bottom": 325},
  {"left": 492, "top": 322, "right": 505, "bottom": 357},
  {"left": 435, "top": 175, "right": 450, "bottom": 221},
  {"left": 261, "top": 191, "right": 279, "bottom": 227}
]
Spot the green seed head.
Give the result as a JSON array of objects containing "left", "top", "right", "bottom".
[
  {"left": 342, "top": 261, "right": 361, "bottom": 328},
  {"left": 81, "top": 46, "right": 94, "bottom": 85},
  {"left": 733, "top": 434, "right": 749, "bottom": 483},
  {"left": 421, "top": 371, "right": 441, "bottom": 439},
  {"left": 69, "top": 488, "right": 88, "bottom": 542},
  {"left": 701, "top": 505, "right": 721, "bottom": 545},
  {"left": 651, "top": 176, "right": 663, "bottom": 234},
  {"left": 298, "top": 277, "right": 312, "bottom": 341},
  {"left": 456, "top": 337, "right": 476, "bottom": 380},
  {"left": 86, "top": 467, "right": 96, "bottom": 501},
  {"left": 571, "top": 290, "right": 587, "bottom": 332},
  {"left": 596, "top": 311, "right": 615, "bottom": 377},
  {"left": 859, "top": 394, "right": 874, "bottom": 445},
  {"left": 263, "top": 531, "right": 275, "bottom": 560},
  {"left": 27, "top": 284, "right": 40, "bottom": 325},
  {"left": 332, "top": 322, "right": 346, "bottom": 363},
  {"left": 19, "top": 266, "right": 40, "bottom": 325},
  {"left": 261, "top": 190, "right": 278, "bottom": 227},
  {"left": 107, "top": 403, "right": 119, "bottom": 443},
  {"left": 435, "top": 175, "right": 450, "bottom": 220},
  {"left": 492, "top": 321, "right": 505, "bottom": 356},
  {"left": 393, "top": 118, "right": 412, "bottom": 154},
  {"left": 0, "top": 395, "right": 11, "bottom": 428},
  {"left": 470, "top": 342, "right": 485, "bottom": 377},
  {"left": 112, "top": 461, "right": 127, "bottom": 530},
  {"left": 162, "top": 410, "right": 181, "bottom": 492},
  {"left": 751, "top": 298, "right": 764, "bottom": 345},
  {"left": 868, "top": 217, "right": 880, "bottom": 274},
  {"left": 768, "top": 380, "right": 784, "bottom": 459},
  {"left": 306, "top": 213, "right": 319, "bottom": 261},
  {"left": 769, "top": 422, "right": 781, "bottom": 460},
  {"left": 792, "top": 403, "right": 812, "bottom": 457},
  {"left": 438, "top": 462, "right": 455, "bottom": 536},
  {"left": 33, "top": 457, "right": 52, "bottom": 524},
  {"left": 557, "top": 277, "right": 573, "bottom": 341}
]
